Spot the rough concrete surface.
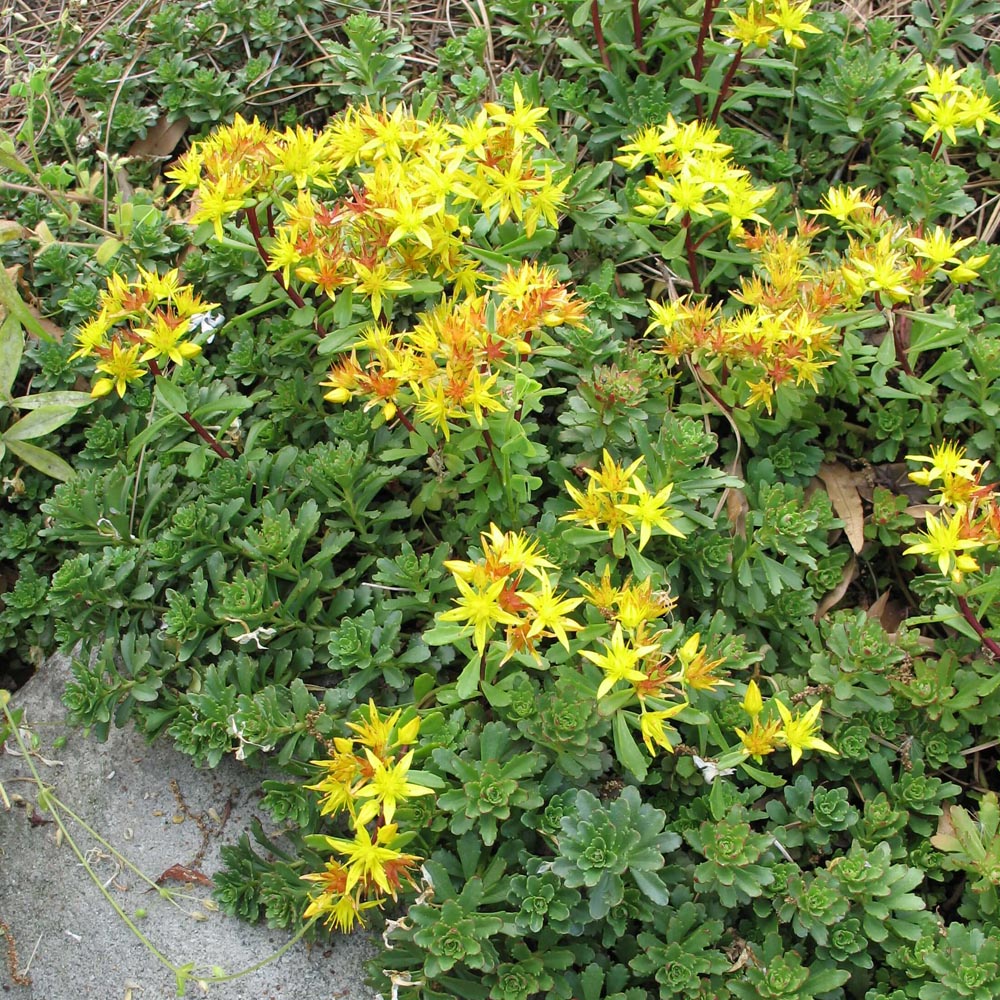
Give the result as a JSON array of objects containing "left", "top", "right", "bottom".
[{"left": 0, "top": 654, "right": 378, "bottom": 1000}]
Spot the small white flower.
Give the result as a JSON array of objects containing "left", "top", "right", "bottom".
[
  {"left": 190, "top": 311, "right": 225, "bottom": 342},
  {"left": 692, "top": 754, "right": 736, "bottom": 784}
]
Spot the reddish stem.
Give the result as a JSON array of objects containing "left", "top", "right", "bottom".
[
  {"left": 630, "top": 0, "right": 648, "bottom": 72},
  {"left": 482, "top": 427, "right": 501, "bottom": 469},
  {"left": 149, "top": 361, "right": 234, "bottom": 461},
  {"left": 690, "top": 360, "right": 732, "bottom": 415},
  {"left": 891, "top": 306, "right": 915, "bottom": 377},
  {"left": 395, "top": 407, "right": 416, "bottom": 434},
  {"left": 958, "top": 596, "right": 1000, "bottom": 659},
  {"left": 591, "top": 0, "right": 612, "bottom": 71},
  {"left": 243, "top": 207, "right": 308, "bottom": 310},
  {"left": 710, "top": 47, "right": 743, "bottom": 124},
  {"left": 691, "top": 220, "right": 727, "bottom": 250},
  {"left": 691, "top": 0, "right": 720, "bottom": 119}
]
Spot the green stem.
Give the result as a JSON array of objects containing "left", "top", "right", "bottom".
[{"left": 683, "top": 216, "right": 702, "bottom": 293}]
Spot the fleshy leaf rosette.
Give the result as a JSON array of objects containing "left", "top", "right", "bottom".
[{"left": 551, "top": 786, "right": 680, "bottom": 919}]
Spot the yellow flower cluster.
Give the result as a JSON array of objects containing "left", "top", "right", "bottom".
[
  {"left": 573, "top": 569, "right": 726, "bottom": 755},
  {"left": 559, "top": 449, "right": 686, "bottom": 552},
  {"left": 723, "top": 0, "right": 823, "bottom": 50},
  {"left": 816, "top": 185, "right": 990, "bottom": 302},
  {"left": 303, "top": 702, "right": 432, "bottom": 932},
  {"left": 910, "top": 62, "right": 1000, "bottom": 147},
  {"left": 640, "top": 183, "right": 988, "bottom": 412},
  {"left": 167, "top": 90, "right": 569, "bottom": 316},
  {"left": 441, "top": 523, "right": 584, "bottom": 661},
  {"left": 436, "top": 508, "right": 837, "bottom": 766},
  {"left": 438, "top": 517, "right": 728, "bottom": 756},
  {"left": 321, "top": 261, "right": 586, "bottom": 429},
  {"left": 903, "top": 441, "right": 1000, "bottom": 583},
  {"left": 647, "top": 219, "right": 843, "bottom": 412},
  {"left": 736, "top": 680, "right": 837, "bottom": 765},
  {"left": 616, "top": 116, "right": 776, "bottom": 239},
  {"left": 70, "top": 269, "right": 215, "bottom": 398}
]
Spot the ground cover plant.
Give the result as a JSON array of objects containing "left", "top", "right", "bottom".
[{"left": 6, "top": 0, "right": 1000, "bottom": 996}]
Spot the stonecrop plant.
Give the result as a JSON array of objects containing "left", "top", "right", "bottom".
[
  {"left": 70, "top": 268, "right": 212, "bottom": 398},
  {"left": 8, "top": 0, "right": 1000, "bottom": 997},
  {"left": 300, "top": 702, "right": 435, "bottom": 932}
]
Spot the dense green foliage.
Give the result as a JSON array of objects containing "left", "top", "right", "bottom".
[{"left": 5, "top": 1, "right": 1000, "bottom": 997}]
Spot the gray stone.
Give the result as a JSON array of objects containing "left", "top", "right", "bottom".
[{"left": 0, "top": 653, "right": 378, "bottom": 999}]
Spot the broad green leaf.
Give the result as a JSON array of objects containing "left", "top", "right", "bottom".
[
  {"left": 631, "top": 868, "right": 669, "bottom": 905},
  {"left": 481, "top": 679, "right": 511, "bottom": 708},
  {"left": 412, "top": 672, "right": 435, "bottom": 704},
  {"left": 316, "top": 321, "right": 364, "bottom": 356},
  {"left": 404, "top": 769, "right": 445, "bottom": 789},
  {"left": 154, "top": 376, "right": 189, "bottom": 414},
  {"left": 612, "top": 711, "right": 648, "bottom": 781},
  {"left": 739, "top": 760, "right": 786, "bottom": 788},
  {"left": 131, "top": 680, "right": 162, "bottom": 702},
  {"left": 422, "top": 621, "right": 473, "bottom": 646},
  {"left": 455, "top": 655, "right": 480, "bottom": 701},
  {"left": 0, "top": 264, "right": 54, "bottom": 342},
  {"left": 0, "top": 132, "right": 32, "bottom": 177},
  {"left": 94, "top": 237, "right": 124, "bottom": 267},
  {"left": 290, "top": 303, "right": 316, "bottom": 327},
  {"left": 0, "top": 312, "right": 23, "bottom": 399},
  {"left": 3, "top": 437, "right": 75, "bottom": 480},
  {"left": 808, "top": 968, "right": 851, "bottom": 994},
  {"left": 10, "top": 389, "right": 92, "bottom": 409},
  {"left": 125, "top": 413, "right": 178, "bottom": 464},
  {"left": 188, "top": 395, "right": 254, "bottom": 420},
  {"left": 3, "top": 405, "right": 79, "bottom": 440}
]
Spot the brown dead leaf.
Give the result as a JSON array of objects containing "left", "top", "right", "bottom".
[
  {"left": 814, "top": 553, "right": 857, "bottom": 623},
  {"left": 905, "top": 504, "right": 940, "bottom": 520},
  {"left": 721, "top": 457, "right": 748, "bottom": 540},
  {"left": 867, "top": 590, "right": 909, "bottom": 635},
  {"left": 867, "top": 590, "right": 890, "bottom": 623},
  {"left": 725, "top": 938, "right": 753, "bottom": 974},
  {"left": 154, "top": 864, "right": 214, "bottom": 888},
  {"left": 930, "top": 803, "right": 957, "bottom": 852},
  {"left": 818, "top": 462, "right": 866, "bottom": 553},
  {"left": 21, "top": 302, "right": 63, "bottom": 342},
  {"left": 127, "top": 114, "right": 190, "bottom": 161}
]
